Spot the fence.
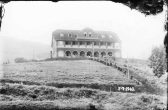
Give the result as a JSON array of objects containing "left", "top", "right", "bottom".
[{"left": 88, "top": 56, "right": 165, "bottom": 94}]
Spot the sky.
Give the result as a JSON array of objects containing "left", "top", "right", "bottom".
[{"left": 0, "top": 1, "right": 167, "bottom": 60}]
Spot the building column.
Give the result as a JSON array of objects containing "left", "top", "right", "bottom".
[
  {"left": 92, "top": 42, "right": 94, "bottom": 58},
  {"left": 99, "top": 42, "right": 100, "bottom": 48},
  {"left": 50, "top": 51, "right": 53, "bottom": 59},
  {"left": 85, "top": 41, "right": 87, "bottom": 48},
  {"left": 70, "top": 50, "right": 72, "bottom": 58},
  {"left": 106, "top": 42, "right": 108, "bottom": 58},
  {"left": 63, "top": 41, "right": 65, "bottom": 47},
  {"left": 106, "top": 42, "right": 107, "bottom": 49},
  {"left": 64, "top": 50, "right": 65, "bottom": 58},
  {"left": 71, "top": 41, "right": 72, "bottom": 47}
]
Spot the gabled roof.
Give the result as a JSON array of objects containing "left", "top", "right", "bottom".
[
  {"left": 82, "top": 27, "right": 94, "bottom": 32},
  {"left": 52, "top": 28, "right": 121, "bottom": 43}
]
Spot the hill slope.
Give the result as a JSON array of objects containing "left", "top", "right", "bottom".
[
  {"left": 0, "top": 37, "right": 51, "bottom": 63},
  {"left": 0, "top": 60, "right": 167, "bottom": 110}
]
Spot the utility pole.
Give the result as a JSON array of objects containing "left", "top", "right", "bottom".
[
  {"left": 127, "top": 57, "right": 129, "bottom": 79},
  {"left": 92, "top": 42, "right": 94, "bottom": 60},
  {"left": 33, "top": 49, "right": 35, "bottom": 60},
  {"left": 50, "top": 51, "right": 53, "bottom": 59},
  {"left": 106, "top": 42, "right": 107, "bottom": 65}
]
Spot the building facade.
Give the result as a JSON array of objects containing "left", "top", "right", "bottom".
[{"left": 51, "top": 28, "right": 121, "bottom": 59}]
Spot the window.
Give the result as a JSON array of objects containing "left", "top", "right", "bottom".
[
  {"left": 115, "top": 43, "right": 120, "bottom": 48},
  {"left": 94, "top": 42, "right": 99, "bottom": 46},
  {"left": 68, "top": 33, "right": 72, "bottom": 37},
  {"left": 87, "top": 42, "right": 91, "bottom": 45},
  {"left": 108, "top": 52, "right": 112, "bottom": 56},
  {"left": 65, "top": 41, "right": 69, "bottom": 45},
  {"left": 107, "top": 42, "right": 111, "bottom": 46},
  {"left": 94, "top": 42, "right": 96, "bottom": 45},
  {"left": 58, "top": 41, "right": 64, "bottom": 46},
  {"left": 89, "top": 32, "right": 91, "bottom": 37},
  {"left": 100, "top": 42, "right": 104, "bottom": 46},
  {"left": 84, "top": 32, "right": 87, "bottom": 37},
  {"left": 72, "top": 41, "right": 77, "bottom": 45},
  {"left": 79, "top": 41, "right": 83, "bottom": 45}
]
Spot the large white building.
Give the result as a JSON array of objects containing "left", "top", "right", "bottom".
[{"left": 51, "top": 28, "right": 121, "bottom": 59}]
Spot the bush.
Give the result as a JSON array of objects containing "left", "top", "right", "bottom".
[
  {"left": 148, "top": 46, "right": 167, "bottom": 78},
  {"left": 14, "top": 57, "right": 28, "bottom": 63}
]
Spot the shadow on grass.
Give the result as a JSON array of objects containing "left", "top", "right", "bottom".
[
  {"left": 0, "top": 79, "right": 143, "bottom": 93},
  {"left": 0, "top": 101, "right": 99, "bottom": 110}
]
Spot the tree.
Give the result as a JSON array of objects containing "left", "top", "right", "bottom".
[{"left": 149, "top": 46, "right": 167, "bottom": 78}]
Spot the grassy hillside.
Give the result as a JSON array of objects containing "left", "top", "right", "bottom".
[
  {"left": 116, "top": 58, "right": 167, "bottom": 93},
  {"left": 0, "top": 60, "right": 167, "bottom": 110},
  {"left": 2, "top": 60, "right": 135, "bottom": 85},
  {"left": 0, "top": 83, "right": 166, "bottom": 110}
]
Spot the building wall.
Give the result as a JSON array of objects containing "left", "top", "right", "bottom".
[
  {"left": 56, "top": 46, "right": 121, "bottom": 58},
  {"left": 58, "top": 50, "right": 64, "bottom": 57},
  {"left": 52, "top": 29, "right": 121, "bottom": 59},
  {"left": 52, "top": 38, "right": 57, "bottom": 58}
]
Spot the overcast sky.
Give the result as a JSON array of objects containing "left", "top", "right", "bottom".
[{"left": 0, "top": 1, "right": 166, "bottom": 60}]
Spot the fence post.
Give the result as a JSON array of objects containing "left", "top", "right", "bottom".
[
  {"left": 50, "top": 51, "right": 53, "bottom": 59},
  {"left": 125, "top": 59, "right": 129, "bottom": 78}
]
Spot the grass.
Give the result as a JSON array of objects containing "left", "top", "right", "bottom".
[
  {"left": 0, "top": 100, "right": 96, "bottom": 110},
  {"left": 0, "top": 83, "right": 99, "bottom": 101},
  {"left": 116, "top": 58, "right": 164, "bottom": 84},
  {"left": 0, "top": 83, "right": 167, "bottom": 110},
  {"left": 2, "top": 60, "right": 136, "bottom": 85},
  {"left": 0, "top": 60, "right": 167, "bottom": 110},
  {"left": 0, "top": 79, "right": 143, "bottom": 93},
  {"left": 115, "top": 58, "right": 167, "bottom": 95}
]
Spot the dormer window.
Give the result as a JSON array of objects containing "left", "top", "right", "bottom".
[
  {"left": 68, "top": 33, "right": 72, "bottom": 37},
  {"left": 60, "top": 33, "right": 64, "bottom": 37},
  {"left": 84, "top": 32, "right": 87, "bottom": 37},
  {"left": 89, "top": 32, "right": 91, "bottom": 37}
]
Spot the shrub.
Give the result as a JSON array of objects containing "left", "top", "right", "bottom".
[
  {"left": 148, "top": 46, "right": 167, "bottom": 78},
  {"left": 14, "top": 57, "right": 28, "bottom": 63}
]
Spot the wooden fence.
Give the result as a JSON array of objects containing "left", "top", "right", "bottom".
[{"left": 88, "top": 56, "right": 164, "bottom": 94}]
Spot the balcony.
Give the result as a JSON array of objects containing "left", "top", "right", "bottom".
[
  {"left": 57, "top": 45, "right": 64, "bottom": 48},
  {"left": 72, "top": 45, "right": 79, "bottom": 48},
  {"left": 86, "top": 45, "right": 92, "bottom": 48},
  {"left": 100, "top": 45, "right": 106, "bottom": 49},
  {"left": 65, "top": 45, "right": 71, "bottom": 48},
  {"left": 114, "top": 43, "right": 120, "bottom": 49},
  {"left": 94, "top": 45, "right": 100, "bottom": 48},
  {"left": 108, "top": 46, "right": 114, "bottom": 49},
  {"left": 115, "top": 46, "right": 120, "bottom": 49},
  {"left": 79, "top": 45, "right": 86, "bottom": 48}
]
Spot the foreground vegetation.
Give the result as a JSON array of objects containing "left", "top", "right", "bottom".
[
  {"left": 2, "top": 60, "right": 136, "bottom": 84},
  {"left": 0, "top": 60, "right": 167, "bottom": 110},
  {"left": 0, "top": 83, "right": 167, "bottom": 110}
]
